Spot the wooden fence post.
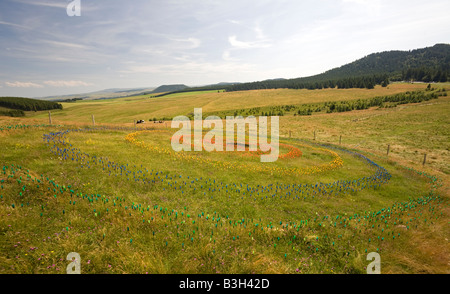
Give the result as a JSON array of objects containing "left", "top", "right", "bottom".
[
  {"left": 48, "top": 111, "right": 52, "bottom": 125},
  {"left": 92, "top": 115, "right": 95, "bottom": 126},
  {"left": 313, "top": 130, "right": 316, "bottom": 141},
  {"left": 386, "top": 144, "right": 390, "bottom": 156},
  {"left": 423, "top": 154, "right": 427, "bottom": 166},
  {"left": 339, "top": 135, "right": 342, "bottom": 145}
]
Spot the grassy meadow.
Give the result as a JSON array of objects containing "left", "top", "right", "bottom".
[
  {"left": 0, "top": 82, "right": 449, "bottom": 274},
  {"left": 28, "top": 83, "right": 427, "bottom": 124}
]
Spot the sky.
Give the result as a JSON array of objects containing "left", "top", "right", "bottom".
[{"left": 0, "top": 0, "right": 449, "bottom": 98}]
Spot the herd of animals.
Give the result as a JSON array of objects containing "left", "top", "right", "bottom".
[{"left": 136, "top": 119, "right": 164, "bottom": 124}]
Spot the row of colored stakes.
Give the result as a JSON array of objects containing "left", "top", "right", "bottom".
[
  {"left": 12, "top": 128, "right": 438, "bottom": 253},
  {"left": 44, "top": 127, "right": 393, "bottom": 203},
  {"left": 3, "top": 164, "right": 440, "bottom": 270},
  {"left": 3, "top": 161, "right": 438, "bottom": 240},
  {"left": 0, "top": 124, "right": 56, "bottom": 132}
]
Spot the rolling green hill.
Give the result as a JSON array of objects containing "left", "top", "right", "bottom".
[
  {"left": 320, "top": 43, "right": 450, "bottom": 81},
  {"left": 161, "top": 43, "right": 449, "bottom": 95},
  {"left": 225, "top": 43, "right": 449, "bottom": 92}
]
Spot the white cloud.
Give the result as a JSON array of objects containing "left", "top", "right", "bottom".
[
  {"left": 5, "top": 81, "right": 43, "bottom": 88},
  {"left": 226, "top": 20, "right": 272, "bottom": 52},
  {"left": 228, "top": 35, "right": 271, "bottom": 49},
  {"left": 123, "top": 60, "right": 257, "bottom": 77},
  {"left": 15, "top": 0, "right": 97, "bottom": 12},
  {"left": 222, "top": 50, "right": 236, "bottom": 61},
  {"left": 228, "top": 20, "right": 241, "bottom": 25},
  {"left": 0, "top": 20, "right": 30, "bottom": 30},
  {"left": 43, "top": 80, "right": 93, "bottom": 87},
  {"left": 2, "top": 39, "right": 114, "bottom": 65},
  {"left": 14, "top": 0, "right": 68, "bottom": 9},
  {"left": 42, "top": 40, "right": 90, "bottom": 50},
  {"left": 167, "top": 37, "right": 202, "bottom": 49},
  {"left": 254, "top": 25, "right": 266, "bottom": 40},
  {"left": 340, "top": 0, "right": 383, "bottom": 18}
]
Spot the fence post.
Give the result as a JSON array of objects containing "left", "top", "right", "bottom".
[
  {"left": 386, "top": 144, "right": 390, "bottom": 156},
  {"left": 314, "top": 130, "right": 316, "bottom": 141},
  {"left": 48, "top": 111, "right": 52, "bottom": 125},
  {"left": 92, "top": 115, "right": 95, "bottom": 126},
  {"left": 423, "top": 154, "right": 427, "bottom": 166},
  {"left": 339, "top": 135, "right": 342, "bottom": 145}
]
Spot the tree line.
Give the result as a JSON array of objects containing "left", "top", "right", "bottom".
[
  {"left": 401, "top": 66, "right": 449, "bottom": 83},
  {"left": 311, "top": 88, "right": 444, "bottom": 114},
  {"left": 200, "top": 87, "right": 446, "bottom": 119},
  {"left": 0, "top": 97, "right": 63, "bottom": 112},
  {"left": 225, "top": 74, "right": 390, "bottom": 92},
  {"left": 0, "top": 109, "right": 25, "bottom": 117}
]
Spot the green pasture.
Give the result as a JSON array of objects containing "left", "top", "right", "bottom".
[{"left": 0, "top": 83, "right": 448, "bottom": 274}]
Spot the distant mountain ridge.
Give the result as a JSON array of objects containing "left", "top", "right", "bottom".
[
  {"left": 40, "top": 87, "right": 156, "bottom": 101},
  {"left": 147, "top": 84, "right": 188, "bottom": 94}
]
